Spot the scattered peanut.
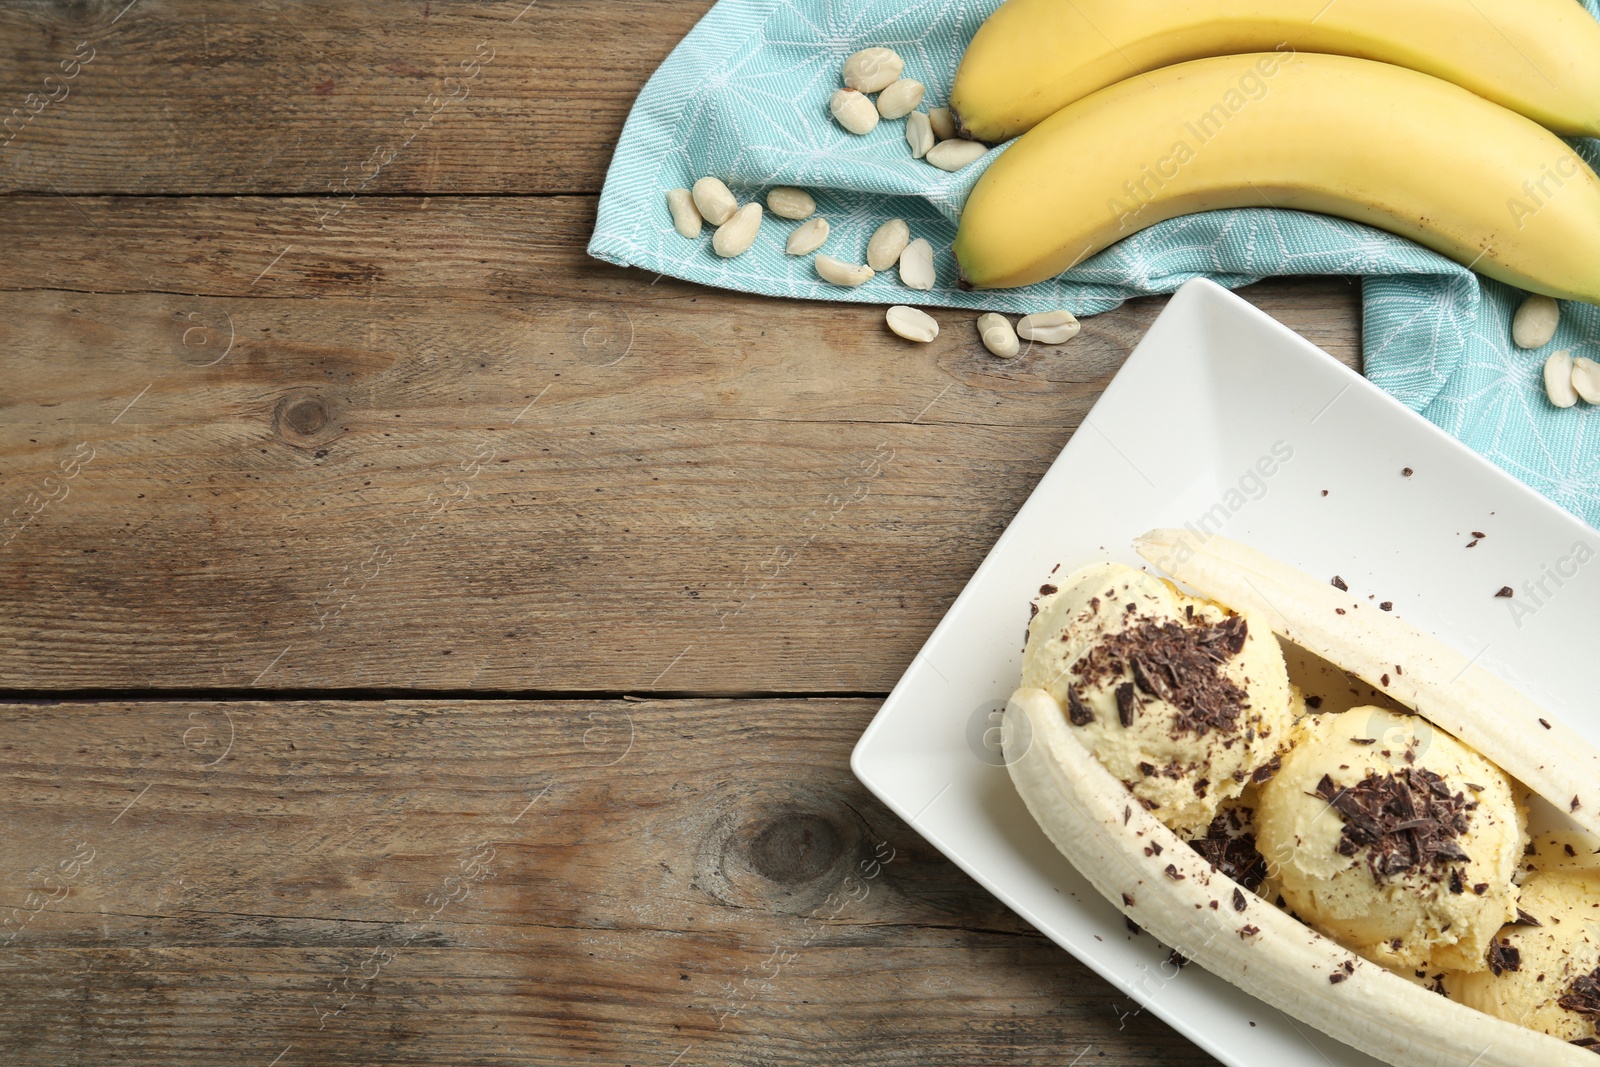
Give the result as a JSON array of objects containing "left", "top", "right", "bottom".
[
  {"left": 898, "top": 238, "right": 935, "bottom": 291},
  {"left": 928, "top": 107, "right": 957, "bottom": 141},
  {"left": 1017, "top": 309, "right": 1080, "bottom": 344},
  {"left": 691, "top": 177, "right": 738, "bottom": 226},
  {"left": 712, "top": 203, "right": 763, "bottom": 258},
  {"left": 905, "top": 110, "right": 934, "bottom": 159},
  {"left": 977, "top": 312, "right": 1019, "bottom": 358},
  {"left": 766, "top": 186, "right": 816, "bottom": 221},
  {"left": 1545, "top": 349, "right": 1579, "bottom": 408},
  {"left": 815, "top": 254, "right": 875, "bottom": 287},
  {"left": 867, "top": 218, "right": 910, "bottom": 271},
  {"left": 886, "top": 305, "right": 939, "bottom": 343},
  {"left": 830, "top": 88, "right": 879, "bottom": 135},
  {"left": 1512, "top": 294, "right": 1560, "bottom": 349},
  {"left": 1573, "top": 356, "right": 1600, "bottom": 404},
  {"left": 841, "top": 47, "right": 903, "bottom": 93},
  {"left": 786, "top": 217, "right": 830, "bottom": 256},
  {"left": 877, "top": 78, "right": 925, "bottom": 120},
  {"left": 925, "top": 138, "right": 987, "bottom": 172},
  {"left": 665, "top": 188, "right": 702, "bottom": 239}
]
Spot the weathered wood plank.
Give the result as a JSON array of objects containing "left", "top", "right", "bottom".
[
  {"left": 0, "top": 0, "right": 712, "bottom": 196},
  {"left": 0, "top": 698, "right": 1220, "bottom": 1065},
  {"left": 0, "top": 195, "right": 1361, "bottom": 691}
]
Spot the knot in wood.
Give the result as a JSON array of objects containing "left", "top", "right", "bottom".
[
  {"left": 283, "top": 397, "right": 328, "bottom": 435},
  {"left": 746, "top": 812, "right": 843, "bottom": 885}
]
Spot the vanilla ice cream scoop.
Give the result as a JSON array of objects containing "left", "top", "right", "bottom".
[
  {"left": 1020, "top": 562, "right": 1293, "bottom": 836},
  {"left": 1444, "top": 870, "right": 1600, "bottom": 1047},
  {"left": 1256, "top": 707, "right": 1526, "bottom": 973}
]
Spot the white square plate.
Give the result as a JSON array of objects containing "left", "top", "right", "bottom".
[{"left": 850, "top": 277, "right": 1600, "bottom": 1067}]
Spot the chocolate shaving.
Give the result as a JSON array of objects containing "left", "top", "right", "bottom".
[
  {"left": 1164, "top": 863, "right": 1184, "bottom": 880},
  {"left": 1305, "top": 695, "right": 1324, "bottom": 709},
  {"left": 1328, "top": 972, "right": 1348, "bottom": 984},
  {"left": 1188, "top": 813, "right": 1269, "bottom": 891},
  {"left": 1071, "top": 615, "right": 1252, "bottom": 738},
  {"left": 1313, "top": 768, "right": 1474, "bottom": 883},
  {"left": 1331, "top": 575, "right": 1349, "bottom": 591},
  {"left": 1232, "top": 887, "right": 1247, "bottom": 912},
  {"left": 1250, "top": 755, "right": 1282, "bottom": 785},
  {"left": 1116, "top": 682, "right": 1137, "bottom": 728},
  {"left": 1066, "top": 685, "right": 1095, "bottom": 726},
  {"left": 1559, "top": 966, "right": 1600, "bottom": 1018},
  {"left": 1513, "top": 908, "right": 1543, "bottom": 928},
  {"left": 1121, "top": 892, "right": 1135, "bottom": 907},
  {"left": 1239, "top": 923, "right": 1259, "bottom": 939},
  {"left": 1486, "top": 938, "right": 1521, "bottom": 976}
]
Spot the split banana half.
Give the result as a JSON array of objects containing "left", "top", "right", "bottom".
[
  {"left": 1004, "top": 530, "right": 1600, "bottom": 1066},
  {"left": 952, "top": 0, "right": 1600, "bottom": 143},
  {"left": 952, "top": 52, "right": 1600, "bottom": 299}
]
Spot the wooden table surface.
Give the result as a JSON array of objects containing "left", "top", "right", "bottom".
[{"left": 0, "top": 2, "right": 1363, "bottom": 1063}]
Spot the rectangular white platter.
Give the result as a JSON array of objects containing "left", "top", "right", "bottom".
[{"left": 850, "top": 277, "right": 1600, "bottom": 1067}]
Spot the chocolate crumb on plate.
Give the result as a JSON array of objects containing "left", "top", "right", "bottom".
[
  {"left": 1496, "top": 586, "right": 1515, "bottom": 598},
  {"left": 1164, "top": 863, "right": 1184, "bottom": 880},
  {"left": 1239, "top": 924, "right": 1259, "bottom": 938},
  {"left": 1039, "top": 583, "right": 1058, "bottom": 596},
  {"left": 1232, "top": 887, "right": 1247, "bottom": 912},
  {"left": 1379, "top": 601, "right": 1393, "bottom": 611},
  {"left": 1402, "top": 467, "right": 1414, "bottom": 476},
  {"left": 1331, "top": 575, "right": 1349, "bottom": 591},
  {"left": 1329, "top": 972, "right": 1348, "bottom": 984},
  {"left": 1540, "top": 718, "right": 1552, "bottom": 730}
]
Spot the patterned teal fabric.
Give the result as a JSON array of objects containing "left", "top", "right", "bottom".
[{"left": 589, "top": 0, "right": 1600, "bottom": 529}]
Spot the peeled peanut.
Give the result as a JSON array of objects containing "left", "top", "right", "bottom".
[
  {"left": 928, "top": 107, "right": 957, "bottom": 141},
  {"left": 867, "top": 218, "right": 910, "bottom": 271},
  {"left": 886, "top": 305, "right": 938, "bottom": 343},
  {"left": 815, "top": 254, "right": 874, "bottom": 287},
  {"left": 977, "top": 313, "right": 1018, "bottom": 358},
  {"left": 830, "top": 88, "right": 879, "bottom": 135},
  {"left": 691, "top": 177, "right": 738, "bottom": 226},
  {"left": 1017, "top": 310, "right": 1080, "bottom": 344},
  {"left": 1512, "top": 294, "right": 1560, "bottom": 349},
  {"left": 665, "top": 189, "right": 702, "bottom": 239},
  {"left": 925, "top": 139, "right": 986, "bottom": 172},
  {"left": 1545, "top": 349, "right": 1578, "bottom": 408},
  {"left": 841, "top": 47, "right": 903, "bottom": 93},
  {"left": 712, "top": 203, "right": 762, "bottom": 258},
  {"left": 905, "top": 111, "right": 934, "bottom": 159},
  {"left": 786, "top": 217, "right": 830, "bottom": 256},
  {"left": 877, "top": 79, "right": 925, "bottom": 120},
  {"left": 1572, "top": 356, "right": 1600, "bottom": 404},
  {"left": 898, "top": 238, "right": 934, "bottom": 291},
  {"left": 766, "top": 186, "right": 815, "bottom": 221}
]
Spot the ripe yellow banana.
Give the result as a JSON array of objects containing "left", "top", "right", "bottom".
[
  {"left": 951, "top": 0, "right": 1600, "bottom": 143},
  {"left": 953, "top": 52, "right": 1600, "bottom": 300}
]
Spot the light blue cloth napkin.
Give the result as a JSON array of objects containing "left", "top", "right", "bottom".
[{"left": 589, "top": 0, "right": 1600, "bottom": 529}]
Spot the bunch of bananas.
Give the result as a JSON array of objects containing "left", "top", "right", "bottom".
[{"left": 950, "top": 0, "right": 1600, "bottom": 300}]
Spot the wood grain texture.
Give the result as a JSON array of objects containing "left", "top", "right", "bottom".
[
  {"left": 0, "top": 698, "right": 1221, "bottom": 1065},
  {"left": 0, "top": 0, "right": 714, "bottom": 196},
  {"left": 0, "top": 194, "right": 1362, "bottom": 691},
  {"left": 0, "top": 3, "right": 1368, "bottom": 1063}
]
